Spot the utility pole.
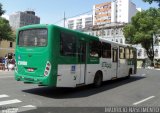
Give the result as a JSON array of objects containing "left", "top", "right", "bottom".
[{"left": 64, "top": 12, "right": 66, "bottom": 27}]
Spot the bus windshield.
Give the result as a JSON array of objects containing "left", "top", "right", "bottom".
[{"left": 18, "top": 28, "right": 48, "bottom": 47}]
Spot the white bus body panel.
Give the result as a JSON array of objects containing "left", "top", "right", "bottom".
[
  {"left": 57, "top": 65, "right": 77, "bottom": 87},
  {"left": 57, "top": 58, "right": 115, "bottom": 87}
]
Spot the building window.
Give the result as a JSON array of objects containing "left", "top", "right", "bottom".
[
  {"left": 116, "top": 29, "right": 119, "bottom": 35},
  {"left": 111, "top": 29, "right": 114, "bottom": 35},
  {"left": 107, "top": 30, "right": 110, "bottom": 36},
  {"left": 9, "top": 42, "right": 13, "bottom": 48},
  {"left": 102, "top": 30, "right": 105, "bottom": 36},
  {"left": 138, "top": 49, "right": 142, "bottom": 57},
  {"left": 120, "top": 39, "right": 123, "bottom": 43},
  {"left": 155, "top": 49, "right": 158, "bottom": 57},
  {"left": 120, "top": 28, "right": 123, "bottom": 35}
]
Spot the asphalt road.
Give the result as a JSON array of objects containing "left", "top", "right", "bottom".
[{"left": 0, "top": 69, "right": 160, "bottom": 113}]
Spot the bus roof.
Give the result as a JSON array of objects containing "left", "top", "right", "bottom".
[
  {"left": 17, "top": 24, "right": 135, "bottom": 49},
  {"left": 17, "top": 24, "right": 99, "bottom": 41},
  {"left": 99, "top": 38, "right": 133, "bottom": 48}
]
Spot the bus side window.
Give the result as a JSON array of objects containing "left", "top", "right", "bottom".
[
  {"left": 102, "top": 42, "right": 111, "bottom": 58},
  {"left": 119, "top": 46, "right": 125, "bottom": 59},
  {"left": 60, "top": 32, "right": 76, "bottom": 56},
  {"left": 112, "top": 48, "right": 118, "bottom": 62},
  {"left": 89, "top": 41, "right": 102, "bottom": 58},
  {"left": 130, "top": 48, "right": 134, "bottom": 59},
  {"left": 125, "top": 47, "right": 130, "bottom": 59}
]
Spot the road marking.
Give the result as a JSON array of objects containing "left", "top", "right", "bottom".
[
  {"left": 133, "top": 96, "right": 155, "bottom": 105},
  {"left": 18, "top": 105, "right": 37, "bottom": 112},
  {"left": 0, "top": 99, "right": 22, "bottom": 106},
  {"left": 0, "top": 94, "right": 9, "bottom": 98},
  {"left": 141, "top": 74, "right": 146, "bottom": 76},
  {"left": 22, "top": 105, "right": 36, "bottom": 108}
]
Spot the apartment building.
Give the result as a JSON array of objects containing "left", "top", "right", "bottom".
[
  {"left": 9, "top": 11, "right": 40, "bottom": 30},
  {"left": 0, "top": 11, "right": 40, "bottom": 58},
  {"left": 66, "top": 14, "right": 93, "bottom": 30},
  {"left": 91, "top": 23, "right": 125, "bottom": 44},
  {"left": 93, "top": 2, "right": 112, "bottom": 25},
  {"left": 93, "top": 0, "right": 138, "bottom": 25}
]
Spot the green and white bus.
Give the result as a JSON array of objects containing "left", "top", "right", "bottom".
[{"left": 15, "top": 24, "right": 137, "bottom": 87}]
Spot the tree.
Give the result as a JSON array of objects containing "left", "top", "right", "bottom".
[
  {"left": 123, "top": 8, "right": 160, "bottom": 66},
  {"left": 0, "top": 3, "right": 5, "bottom": 16},
  {"left": 0, "top": 17, "right": 15, "bottom": 42},
  {"left": 0, "top": 3, "right": 15, "bottom": 42},
  {"left": 143, "top": 0, "right": 160, "bottom": 7}
]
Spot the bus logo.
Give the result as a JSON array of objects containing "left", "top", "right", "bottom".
[{"left": 102, "top": 62, "right": 112, "bottom": 68}]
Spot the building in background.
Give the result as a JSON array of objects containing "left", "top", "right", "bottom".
[
  {"left": 0, "top": 41, "right": 16, "bottom": 57},
  {"left": 93, "top": 2, "right": 112, "bottom": 26},
  {"left": 92, "top": 23, "right": 126, "bottom": 44},
  {"left": 93, "top": 0, "right": 138, "bottom": 26},
  {"left": 132, "top": 34, "right": 160, "bottom": 68},
  {"left": 0, "top": 11, "right": 40, "bottom": 58},
  {"left": 91, "top": 0, "right": 140, "bottom": 44},
  {"left": 9, "top": 11, "right": 40, "bottom": 30},
  {"left": 66, "top": 0, "right": 139, "bottom": 44},
  {"left": 66, "top": 14, "right": 93, "bottom": 31}
]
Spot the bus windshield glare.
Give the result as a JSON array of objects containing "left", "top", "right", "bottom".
[{"left": 18, "top": 29, "right": 48, "bottom": 47}]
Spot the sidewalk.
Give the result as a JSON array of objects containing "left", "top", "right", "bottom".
[
  {"left": 0, "top": 70, "right": 14, "bottom": 74},
  {"left": 138, "top": 67, "right": 160, "bottom": 70}
]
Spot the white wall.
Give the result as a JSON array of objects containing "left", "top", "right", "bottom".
[
  {"left": 93, "top": 5, "right": 96, "bottom": 25},
  {"left": 66, "top": 14, "right": 92, "bottom": 29},
  {"left": 111, "top": 0, "right": 137, "bottom": 23},
  {"left": 117, "top": 0, "right": 129, "bottom": 23},
  {"left": 111, "top": 1, "right": 116, "bottom": 23}
]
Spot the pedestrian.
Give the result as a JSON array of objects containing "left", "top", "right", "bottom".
[
  {"left": 2, "top": 57, "right": 5, "bottom": 71},
  {"left": 5, "top": 56, "right": 9, "bottom": 71}
]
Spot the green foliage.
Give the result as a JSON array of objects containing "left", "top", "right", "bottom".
[
  {"left": 0, "top": 17, "right": 15, "bottom": 41},
  {"left": 123, "top": 8, "right": 160, "bottom": 66},
  {"left": 143, "top": 0, "right": 160, "bottom": 7},
  {"left": 0, "top": 3, "right": 15, "bottom": 41},
  {"left": 0, "top": 3, "right": 5, "bottom": 16}
]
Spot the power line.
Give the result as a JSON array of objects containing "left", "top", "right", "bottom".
[
  {"left": 53, "top": 18, "right": 64, "bottom": 24},
  {"left": 53, "top": 9, "right": 93, "bottom": 25},
  {"left": 67, "top": 9, "right": 93, "bottom": 19}
]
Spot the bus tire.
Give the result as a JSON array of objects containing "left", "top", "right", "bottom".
[
  {"left": 93, "top": 71, "right": 103, "bottom": 88},
  {"left": 126, "top": 68, "right": 132, "bottom": 79}
]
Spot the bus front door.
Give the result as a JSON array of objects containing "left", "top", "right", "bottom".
[
  {"left": 77, "top": 40, "right": 87, "bottom": 85},
  {"left": 112, "top": 48, "right": 118, "bottom": 78}
]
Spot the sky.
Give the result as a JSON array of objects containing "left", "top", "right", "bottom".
[{"left": 0, "top": 0, "right": 158, "bottom": 25}]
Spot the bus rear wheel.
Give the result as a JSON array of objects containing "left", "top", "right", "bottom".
[{"left": 94, "top": 71, "right": 103, "bottom": 88}]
